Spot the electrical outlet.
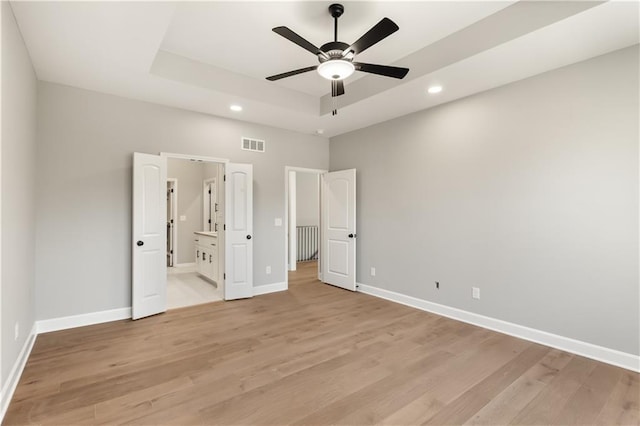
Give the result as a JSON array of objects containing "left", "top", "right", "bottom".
[
  {"left": 179, "top": 215, "right": 187, "bottom": 222},
  {"left": 370, "top": 267, "right": 376, "bottom": 276},
  {"left": 14, "top": 322, "right": 19, "bottom": 341},
  {"left": 274, "top": 218, "right": 282, "bottom": 227},
  {"left": 266, "top": 265, "right": 271, "bottom": 275},
  {"left": 435, "top": 281, "right": 440, "bottom": 289},
  {"left": 472, "top": 287, "right": 480, "bottom": 300}
]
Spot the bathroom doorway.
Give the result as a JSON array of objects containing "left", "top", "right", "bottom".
[{"left": 166, "top": 157, "right": 224, "bottom": 309}]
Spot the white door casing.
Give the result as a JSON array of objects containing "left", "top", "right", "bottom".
[
  {"left": 132, "top": 153, "right": 167, "bottom": 319},
  {"left": 322, "top": 169, "right": 356, "bottom": 291},
  {"left": 224, "top": 163, "right": 254, "bottom": 300},
  {"left": 288, "top": 171, "right": 297, "bottom": 271}
]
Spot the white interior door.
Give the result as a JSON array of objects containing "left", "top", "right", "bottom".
[
  {"left": 132, "top": 153, "right": 167, "bottom": 319},
  {"left": 322, "top": 169, "right": 356, "bottom": 291},
  {"left": 224, "top": 163, "right": 253, "bottom": 300}
]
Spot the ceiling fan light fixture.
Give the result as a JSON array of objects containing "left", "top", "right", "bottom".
[{"left": 317, "top": 59, "right": 355, "bottom": 81}]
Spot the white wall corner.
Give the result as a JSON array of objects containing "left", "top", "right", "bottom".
[
  {"left": 357, "top": 283, "right": 640, "bottom": 373},
  {"left": 0, "top": 323, "right": 37, "bottom": 422},
  {"left": 253, "top": 282, "right": 287, "bottom": 296},
  {"left": 36, "top": 307, "right": 132, "bottom": 334}
]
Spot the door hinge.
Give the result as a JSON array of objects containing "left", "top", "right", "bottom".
[
  {"left": 170, "top": 250, "right": 173, "bottom": 254},
  {"left": 170, "top": 219, "right": 173, "bottom": 224},
  {"left": 208, "top": 189, "right": 211, "bottom": 194},
  {"left": 171, "top": 188, "right": 174, "bottom": 193},
  {"left": 223, "top": 224, "right": 226, "bottom": 231},
  {"left": 223, "top": 175, "right": 226, "bottom": 182},
  {"left": 223, "top": 273, "right": 226, "bottom": 280},
  {"left": 208, "top": 219, "right": 211, "bottom": 224}
]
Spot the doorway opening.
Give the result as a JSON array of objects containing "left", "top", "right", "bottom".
[
  {"left": 285, "top": 166, "right": 326, "bottom": 289},
  {"left": 133, "top": 152, "right": 254, "bottom": 320},
  {"left": 165, "top": 157, "right": 225, "bottom": 310},
  {"left": 284, "top": 166, "right": 357, "bottom": 292}
]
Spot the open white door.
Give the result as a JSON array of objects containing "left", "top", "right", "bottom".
[
  {"left": 132, "top": 153, "right": 167, "bottom": 319},
  {"left": 322, "top": 169, "right": 356, "bottom": 291},
  {"left": 224, "top": 163, "right": 253, "bottom": 300}
]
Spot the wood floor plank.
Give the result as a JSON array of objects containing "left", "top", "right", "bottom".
[
  {"left": 509, "top": 355, "right": 600, "bottom": 425},
  {"left": 3, "top": 261, "right": 637, "bottom": 426},
  {"left": 595, "top": 370, "right": 640, "bottom": 426},
  {"left": 553, "top": 363, "right": 623, "bottom": 425},
  {"left": 422, "top": 344, "right": 549, "bottom": 425},
  {"left": 464, "top": 348, "right": 571, "bottom": 425}
]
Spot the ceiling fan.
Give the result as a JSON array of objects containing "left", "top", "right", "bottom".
[{"left": 266, "top": 3, "right": 410, "bottom": 116}]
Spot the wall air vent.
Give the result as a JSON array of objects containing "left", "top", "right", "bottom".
[{"left": 241, "top": 137, "right": 265, "bottom": 153}]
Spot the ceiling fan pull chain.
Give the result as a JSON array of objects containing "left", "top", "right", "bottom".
[{"left": 331, "top": 80, "right": 338, "bottom": 115}]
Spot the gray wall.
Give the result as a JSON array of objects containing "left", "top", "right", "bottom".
[
  {"left": 35, "top": 82, "right": 329, "bottom": 321},
  {"left": 330, "top": 46, "right": 639, "bottom": 355},
  {"left": 296, "top": 172, "right": 319, "bottom": 227},
  {"left": 203, "top": 163, "right": 218, "bottom": 181},
  {"left": 168, "top": 159, "right": 204, "bottom": 265},
  {"left": 1, "top": 2, "right": 37, "bottom": 384}
]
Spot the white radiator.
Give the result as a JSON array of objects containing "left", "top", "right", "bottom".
[{"left": 296, "top": 226, "right": 318, "bottom": 262}]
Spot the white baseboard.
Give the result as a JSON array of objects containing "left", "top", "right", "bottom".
[
  {"left": 173, "top": 262, "right": 196, "bottom": 268},
  {"left": 36, "top": 307, "right": 132, "bottom": 334},
  {"left": 1, "top": 323, "right": 37, "bottom": 421},
  {"left": 357, "top": 283, "right": 639, "bottom": 373},
  {"left": 253, "top": 282, "right": 287, "bottom": 296}
]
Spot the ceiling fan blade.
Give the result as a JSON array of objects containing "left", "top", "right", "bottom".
[
  {"left": 343, "top": 18, "right": 399, "bottom": 56},
  {"left": 273, "top": 26, "right": 329, "bottom": 59},
  {"left": 354, "top": 62, "right": 409, "bottom": 79},
  {"left": 266, "top": 66, "right": 318, "bottom": 81}
]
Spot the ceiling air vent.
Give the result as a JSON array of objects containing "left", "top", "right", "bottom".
[{"left": 241, "top": 137, "right": 266, "bottom": 153}]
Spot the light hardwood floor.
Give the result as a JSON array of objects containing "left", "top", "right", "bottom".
[{"left": 4, "top": 261, "right": 638, "bottom": 425}]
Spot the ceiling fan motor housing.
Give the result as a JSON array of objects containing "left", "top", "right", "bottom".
[{"left": 318, "top": 41, "right": 351, "bottom": 62}]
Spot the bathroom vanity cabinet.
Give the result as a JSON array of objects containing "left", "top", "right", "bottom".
[{"left": 194, "top": 231, "right": 218, "bottom": 283}]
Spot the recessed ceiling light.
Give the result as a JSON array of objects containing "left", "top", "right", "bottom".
[
  {"left": 427, "top": 85, "right": 443, "bottom": 94},
  {"left": 230, "top": 105, "right": 243, "bottom": 112}
]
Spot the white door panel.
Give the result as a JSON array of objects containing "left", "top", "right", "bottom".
[
  {"left": 322, "top": 169, "right": 356, "bottom": 291},
  {"left": 133, "top": 153, "right": 167, "bottom": 319},
  {"left": 225, "top": 163, "right": 253, "bottom": 300}
]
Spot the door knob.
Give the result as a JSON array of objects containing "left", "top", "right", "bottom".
[
  {"left": 348, "top": 233, "right": 356, "bottom": 238},
  {"left": 136, "top": 240, "right": 144, "bottom": 246},
  {"left": 246, "top": 235, "right": 252, "bottom": 240}
]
